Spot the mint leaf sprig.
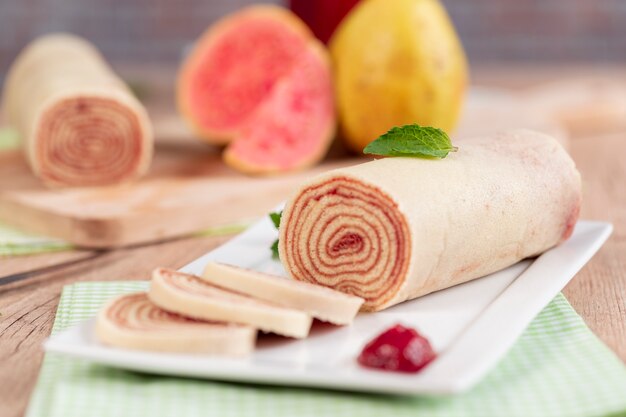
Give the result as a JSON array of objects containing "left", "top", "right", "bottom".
[
  {"left": 363, "top": 124, "right": 457, "bottom": 159},
  {"left": 269, "top": 211, "right": 282, "bottom": 259},
  {"left": 270, "top": 211, "right": 281, "bottom": 229}
]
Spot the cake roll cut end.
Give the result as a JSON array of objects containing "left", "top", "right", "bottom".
[
  {"left": 149, "top": 268, "right": 313, "bottom": 339},
  {"left": 95, "top": 292, "right": 256, "bottom": 356},
  {"left": 280, "top": 175, "right": 411, "bottom": 312},
  {"left": 35, "top": 96, "right": 150, "bottom": 187},
  {"left": 202, "top": 262, "right": 365, "bottom": 324}
]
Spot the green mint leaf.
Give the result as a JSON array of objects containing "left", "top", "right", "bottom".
[
  {"left": 270, "top": 211, "right": 282, "bottom": 230},
  {"left": 269, "top": 211, "right": 282, "bottom": 259},
  {"left": 363, "top": 124, "right": 457, "bottom": 159},
  {"left": 270, "top": 239, "right": 280, "bottom": 259}
]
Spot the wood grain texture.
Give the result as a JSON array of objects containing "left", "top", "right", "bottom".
[
  {"left": 0, "top": 233, "right": 232, "bottom": 417},
  {"left": 1, "top": 67, "right": 625, "bottom": 417},
  {"left": 563, "top": 132, "right": 626, "bottom": 361}
]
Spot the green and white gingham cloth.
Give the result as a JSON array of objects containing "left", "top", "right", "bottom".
[
  {"left": 0, "top": 127, "right": 19, "bottom": 151},
  {"left": 0, "top": 222, "right": 251, "bottom": 257},
  {"left": 0, "top": 128, "right": 72, "bottom": 257},
  {"left": 0, "top": 223, "right": 73, "bottom": 256},
  {"left": 26, "top": 281, "right": 626, "bottom": 417}
]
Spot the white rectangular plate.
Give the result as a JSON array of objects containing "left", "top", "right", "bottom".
[{"left": 45, "top": 219, "right": 612, "bottom": 395}]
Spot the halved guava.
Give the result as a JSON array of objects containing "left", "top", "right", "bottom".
[{"left": 178, "top": 5, "right": 336, "bottom": 174}]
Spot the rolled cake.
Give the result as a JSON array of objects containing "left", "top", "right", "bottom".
[
  {"left": 149, "top": 268, "right": 312, "bottom": 338},
  {"left": 202, "top": 262, "right": 364, "bottom": 325},
  {"left": 279, "top": 129, "right": 582, "bottom": 311},
  {"left": 95, "top": 292, "right": 255, "bottom": 355},
  {"left": 1, "top": 33, "right": 153, "bottom": 187}
]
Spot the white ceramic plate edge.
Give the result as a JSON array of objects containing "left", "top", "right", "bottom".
[
  {"left": 417, "top": 220, "right": 613, "bottom": 392},
  {"left": 44, "top": 221, "right": 612, "bottom": 395}
]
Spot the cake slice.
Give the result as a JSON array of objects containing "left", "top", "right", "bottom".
[
  {"left": 95, "top": 292, "right": 256, "bottom": 356},
  {"left": 202, "top": 262, "right": 365, "bottom": 325},
  {"left": 149, "top": 268, "right": 312, "bottom": 338}
]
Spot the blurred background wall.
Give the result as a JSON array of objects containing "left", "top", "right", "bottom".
[{"left": 1, "top": 0, "right": 625, "bottom": 77}]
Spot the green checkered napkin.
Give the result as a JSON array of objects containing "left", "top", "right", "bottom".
[
  {"left": 0, "top": 221, "right": 250, "bottom": 257},
  {"left": 0, "top": 223, "right": 73, "bottom": 256},
  {"left": 26, "top": 281, "right": 626, "bottom": 417},
  {"left": 0, "top": 128, "right": 71, "bottom": 257},
  {"left": 0, "top": 127, "right": 19, "bottom": 150}
]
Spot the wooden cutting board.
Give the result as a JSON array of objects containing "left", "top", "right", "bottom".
[{"left": 0, "top": 141, "right": 358, "bottom": 248}]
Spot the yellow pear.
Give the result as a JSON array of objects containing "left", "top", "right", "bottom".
[{"left": 330, "top": 0, "right": 468, "bottom": 153}]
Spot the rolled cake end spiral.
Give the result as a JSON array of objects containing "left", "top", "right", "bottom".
[
  {"left": 96, "top": 292, "right": 255, "bottom": 355},
  {"left": 2, "top": 33, "right": 153, "bottom": 188},
  {"left": 100, "top": 292, "right": 199, "bottom": 331},
  {"left": 279, "top": 176, "right": 411, "bottom": 311},
  {"left": 34, "top": 96, "right": 150, "bottom": 187}
]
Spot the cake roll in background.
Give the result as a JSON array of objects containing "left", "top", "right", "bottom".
[
  {"left": 1, "top": 33, "right": 153, "bottom": 187},
  {"left": 279, "top": 129, "right": 582, "bottom": 311}
]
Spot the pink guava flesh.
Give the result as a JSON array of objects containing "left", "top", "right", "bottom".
[
  {"left": 226, "top": 46, "right": 334, "bottom": 171},
  {"left": 187, "top": 16, "right": 309, "bottom": 134}
]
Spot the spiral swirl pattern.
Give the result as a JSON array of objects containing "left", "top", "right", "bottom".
[
  {"left": 97, "top": 292, "right": 256, "bottom": 355},
  {"left": 104, "top": 293, "right": 210, "bottom": 332},
  {"left": 280, "top": 176, "right": 411, "bottom": 311},
  {"left": 36, "top": 96, "right": 145, "bottom": 187}
]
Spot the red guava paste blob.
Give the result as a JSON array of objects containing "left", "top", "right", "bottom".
[{"left": 357, "top": 324, "right": 436, "bottom": 373}]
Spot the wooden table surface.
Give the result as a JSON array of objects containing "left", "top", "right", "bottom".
[{"left": 1, "top": 66, "right": 625, "bottom": 417}]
